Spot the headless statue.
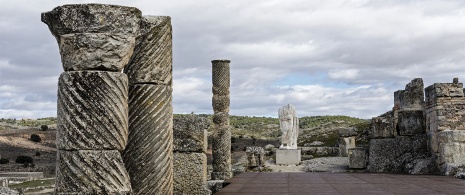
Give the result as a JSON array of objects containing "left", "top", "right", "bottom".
[{"left": 278, "top": 104, "right": 299, "bottom": 149}]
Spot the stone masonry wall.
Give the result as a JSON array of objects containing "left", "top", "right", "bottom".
[{"left": 425, "top": 78, "right": 465, "bottom": 176}]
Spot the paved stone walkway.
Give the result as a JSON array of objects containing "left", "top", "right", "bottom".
[{"left": 216, "top": 172, "right": 465, "bottom": 195}]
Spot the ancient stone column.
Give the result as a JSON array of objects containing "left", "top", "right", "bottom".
[
  {"left": 122, "top": 16, "right": 174, "bottom": 194},
  {"left": 211, "top": 60, "right": 232, "bottom": 180},
  {"left": 42, "top": 4, "right": 141, "bottom": 194}
]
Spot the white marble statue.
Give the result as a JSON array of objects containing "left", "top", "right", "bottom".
[{"left": 278, "top": 104, "right": 299, "bottom": 149}]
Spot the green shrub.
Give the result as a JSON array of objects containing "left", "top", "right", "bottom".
[
  {"left": 15, "top": 156, "right": 33, "bottom": 164},
  {"left": 0, "top": 158, "right": 9, "bottom": 164},
  {"left": 30, "top": 134, "right": 41, "bottom": 142},
  {"left": 40, "top": 125, "right": 48, "bottom": 131}
]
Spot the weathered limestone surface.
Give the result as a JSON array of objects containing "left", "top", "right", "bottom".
[
  {"left": 124, "top": 16, "right": 172, "bottom": 85},
  {"left": 57, "top": 71, "right": 128, "bottom": 150},
  {"left": 367, "top": 135, "right": 429, "bottom": 173},
  {"left": 371, "top": 113, "right": 394, "bottom": 138},
  {"left": 211, "top": 60, "right": 232, "bottom": 180},
  {"left": 41, "top": 4, "right": 141, "bottom": 37},
  {"left": 425, "top": 79, "right": 465, "bottom": 175},
  {"left": 55, "top": 150, "right": 132, "bottom": 194},
  {"left": 398, "top": 110, "right": 425, "bottom": 135},
  {"left": 398, "top": 78, "right": 424, "bottom": 110},
  {"left": 246, "top": 146, "right": 265, "bottom": 167},
  {"left": 59, "top": 33, "right": 135, "bottom": 71},
  {"left": 123, "top": 84, "right": 173, "bottom": 195},
  {"left": 338, "top": 127, "right": 357, "bottom": 137},
  {"left": 348, "top": 147, "right": 367, "bottom": 169},
  {"left": 173, "top": 114, "right": 209, "bottom": 152},
  {"left": 173, "top": 153, "right": 210, "bottom": 195},
  {"left": 278, "top": 104, "right": 299, "bottom": 149},
  {"left": 338, "top": 136, "right": 356, "bottom": 157},
  {"left": 276, "top": 149, "right": 301, "bottom": 165}
]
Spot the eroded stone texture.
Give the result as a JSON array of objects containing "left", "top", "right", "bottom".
[
  {"left": 348, "top": 147, "right": 367, "bottom": 169},
  {"left": 57, "top": 71, "right": 128, "bottom": 150},
  {"left": 398, "top": 78, "right": 425, "bottom": 110},
  {"left": 55, "top": 150, "right": 132, "bottom": 194},
  {"left": 338, "top": 127, "right": 357, "bottom": 137},
  {"left": 212, "top": 60, "right": 230, "bottom": 96},
  {"left": 367, "top": 135, "right": 429, "bottom": 173},
  {"left": 278, "top": 104, "right": 299, "bottom": 149},
  {"left": 123, "top": 84, "right": 173, "bottom": 195},
  {"left": 211, "top": 60, "right": 232, "bottom": 180},
  {"left": 398, "top": 110, "right": 425, "bottom": 135},
  {"left": 173, "top": 114, "right": 209, "bottom": 152},
  {"left": 41, "top": 4, "right": 141, "bottom": 37},
  {"left": 371, "top": 113, "right": 394, "bottom": 138},
  {"left": 173, "top": 153, "right": 210, "bottom": 195},
  {"left": 124, "top": 16, "right": 173, "bottom": 85},
  {"left": 338, "top": 136, "right": 356, "bottom": 157},
  {"left": 59, "top": 33, "right": 135, "bottom": 71},
  {"left": 425, "top": 79, "right": 465, "bottom": 175},
  {"left": 246, "top": 146, "right": 265, "bottom": 167}
]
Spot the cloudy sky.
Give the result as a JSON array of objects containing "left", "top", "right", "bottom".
[{"left": 1, "top": 0, "right": 465, "bottom": 119}]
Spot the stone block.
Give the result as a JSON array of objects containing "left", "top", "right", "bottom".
[
  {"left": 338, "top": 127, "right": 357, "bottom": 137},
  {"left": 367, "top": 135, "right": 429, "bottom": 173},
  {"left": 398, "top": 110, "right": 425, "bottom": 135},
  {"left": 438, "top": 130, "right": 465, "bottom": 143},
  {"left": 41, "top": 4, "right": 141, "bottom": 36},
  {"left": 371, "top": 116, "right": 394, "bottom": 138},
  {"left": 211, "top": 60, "right": 230, "bottom": 96},
  {"left": 246, "top": 146, "right": 265, "bottom": 167},
  {"left": 425, "top": 81, "right": 464, "bottom": 103},
  {"left": 213, "top": 112, "right": 229, "bottom": 126},
  {"left": 348, "top": 147, "right": 367, "bottom": 169},
  {"left": 57, "top": 71, "right": 128, "bottom": 150},
  {"left": 123, "top": 84, "right": 173, "bottom": 195},
  {"left": 398, "top": 78, "right": 425, "bottom": 110},
  {"left": 125, "top": 16, "right": 173, "bottom": 85},
  {"left": 173, "top": 114, "right": 209, "bottom": 153},
  {"left": 55, "top": 150, "right": 131, "bottom": 194},
  {"left": 276, "top": 149, "right": 301, "bottom": 165},
  {"left": 212, "top": 94, "right": 230, "bottom": 113},
  {"left": 207, "top": 180, "right": 224, "bottom": 194},
  {"left": 59, "top": 33, "right": 135, "bottom": 71},
  {"left": 338, "top": 136, "right": 356, "bottom": 157},
  {"left": 173, "top": 153, "right": 210, "bottom": 195},
  {"left": 439, "top": 142, "right": 465, "bottom": 165},
  {"left": 428, "top": 131, "right": 440, "bottom": 155},
  {"left": 211, "top": 172, "right": 233, "bottom": 180}
]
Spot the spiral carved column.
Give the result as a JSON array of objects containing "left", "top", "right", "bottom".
[
  {"left": 122, "top": 16, "right": 174, "bottom": 195},
  {"left": 42, "top": 4, "right": 141, "bottom": 194},
  {"left": 211, "top": 60, "right": 232, "bottom": 180}
]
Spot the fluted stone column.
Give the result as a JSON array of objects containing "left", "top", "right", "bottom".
[
  {"left": 122, "top": 16, "right": 174, "bottom": 194},
  {"left": 42, "top": 4, "right": 141, "bottom": 194},
  {"left": 211, "top": 60, "right": 232, "bottom": 180}
]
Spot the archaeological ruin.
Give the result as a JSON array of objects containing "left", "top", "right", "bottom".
[{"left": 38, "top": 3, "right": 465, "bottom": 195}]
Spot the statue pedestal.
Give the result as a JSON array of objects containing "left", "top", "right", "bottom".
[{"left": 276, "top": 149, "right": 301, "bottom": 165}]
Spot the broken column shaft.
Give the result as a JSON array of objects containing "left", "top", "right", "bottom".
[
  {"left": 122, "top": 16, "right": 174, "bottom": 194},
  {"left": 211, "top": 60, "right": 232, "bottom": 180},
  {"left": 42, "top": 4, "right": 140, "bottom": 194}
]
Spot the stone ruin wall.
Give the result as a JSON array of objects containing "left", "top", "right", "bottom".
[
  {"left": 425, "top": 78, "right": 465, "bottom": 175},
  {"left": 367, "top": 78, "right": 465, "bottom": 176}
]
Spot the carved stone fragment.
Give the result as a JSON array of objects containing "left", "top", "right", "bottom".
[
  {"left": 124, "top": 16, "right": 173, "bottom": 85},
  {"left": 59, "top": 33, "right": 135, "bottom": 71},
  {"left": 57, "top": 71, "right": 128, "bottom": 150},
  {"left": 173, "top": 114, "right": 209, "bottom": 153},
  {"left": 123, "top": 84, "right": 173, "bottom": 195},
  {"left": 55, "top": 150, "right": 132, "bottom": 194}
]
